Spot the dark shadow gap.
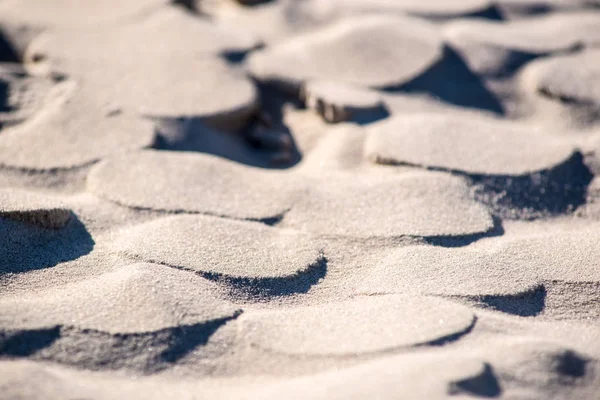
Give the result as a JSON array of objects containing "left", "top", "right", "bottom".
[
  {"left": 418, "top": 316, "right": 477, "bottom": 347},
  {"left": 0, "top": 327, "right": 61, "bottom": 357},
  {"left": 458, "top": 284, "right": 547, "bottom": 317},
  {"left": 415, "top": 3, "right": 504, "bottom": 22},
  {"left": 471, "top": 152, "right": 594, "bottom": 220},
  {"left": 0, "top": 214, "right": 95, "bottom": 274},
  {"left": 0, "top": 314, "right": 241, "bottom": 373},
  {"left": 554, "top": 350, "right": 589, "bottom": 380},
  {"left": 198, "top": 254, "right": 328, "bottom": 300},
  {"left": 424, "top": 216, "right": 504, "bottom": 248},
  {"left": 375, "top": 151, "right": 594, "bottom": 220},
  {"left": 383, "top": 45, "right": 505, "bottom": 115},
  {"left": 152, "top": 83, "right": 303, "bottom": 170},
  {"left": 448, "top": 363, "right": 502, "bottom": 398}
]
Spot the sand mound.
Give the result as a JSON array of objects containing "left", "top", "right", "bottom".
[
  {"left": 37, "top": 5, "right": 261, "bottom": 61},
  {"left": 0, "top": 263, "right": 239, "bottom": 334},
  {"left": 34, "top": 7, "right": 260, "bottom": 131},
  {"left": 0, "top": 352, "right": 489, "bottom": 399},
  {"left": 87, "top": 150, "right": 303, "bottom": 220},
  {"left": 296, "top": 0, "right": 493, "bottom": 20},
  {"left": 243, "top": 294, "right": 474, "bottom": 356},
  {"left": 300, "top": 80, "right": 387, "bottom": 123},
  {"left": 366, "top": 113, "right": 575, "bottom": 175},
  {"left": 444, "top": 12, "right": 600, "bottom": 76},
  {"left": 248, "top": 15, "right": 442, "bottom": 91},
  {"left": 108, "top": 215, "right": 324, "bottom": 280},
  {"left": 282, "top": 171, "right": 492, "bottom": 238},
  {"left": 0, "top": 0, "right": 165, "bottom": 28},
  {"left": 523, "top": 49, "right": 600, "bottom": 107},
  {"left": 0, "top": 81, "right": 155, "bottom": 171},
  {"left": 0, "top": 263, "right": 240, "bottom": 372},
  {"left": 0, "top": 189, "right": 70, "bottom": 228},
  {"left": 300, "top": 124, "right": 366, "bottom": 170},
  {"left": 360, "top": 228, "right": 600, "bottom": 304}
]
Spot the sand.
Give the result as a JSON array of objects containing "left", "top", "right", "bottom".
[
  {"left": 365, "top": 112, "right": 575, "bottom": 175},
  {"left": 248, "top": 14, "right": 442, "bottom": 90},
  {"left": 1, "top": 1, "right": 600, "bottom": 399}
]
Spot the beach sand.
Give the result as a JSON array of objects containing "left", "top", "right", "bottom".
[{"left": 1, "top": 0, "right": 600, "bottom": 398}]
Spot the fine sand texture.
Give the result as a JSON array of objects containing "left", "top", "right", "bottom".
[{"left": 1, "top": 1, "right": 600, "bottom": 399}]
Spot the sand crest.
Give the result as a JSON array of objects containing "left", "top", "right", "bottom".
[
  {"left": 359, "top": 228, "right": 600, "bottom": 310},
  {"left": 281, "top": 171, "right": 493, "bottom": 237},
  {"left": 523, "top": 49, "right": 600, "bottom": 107},
  {"left": 87, "top": 150, "right": 302, "bottom": 219},
  {"left": 248, "top": 15, "right": 442, "bottom": 90},
  {"left": 108, "top": 215, "right": 324, "bottom": 280},
  {"left": 0, "top": 81, "right": 155, "bottom": 171},
  {"left": 365, "top": 112, "right": 575, "bottom": 175},
  {"left": 242, "top": 294, "right": 474, "bottom": 356},
  {"left": 0, "top": 189, "right": 70, "bottom": 228}
]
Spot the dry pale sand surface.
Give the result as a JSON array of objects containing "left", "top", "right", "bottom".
[{"left": 1, "top": 0, "right": 600, "bottom": 399}]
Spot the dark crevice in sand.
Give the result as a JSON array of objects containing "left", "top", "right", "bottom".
[
  {"left": 383, "top": 45, "right": 505, "bottom": 115},
  {"left": 538, "top": 86, "right": 599, "bottom": 107},
  {"left": 0, "top": 165, "right": 90, "bottom": 192},
  {"left": 244, "top": 81, "right": 304, "bottom": 167},
  {"left": 457, "top": 285, "right": 547, "bottom": 317},
  {"left": 417, "top": 315, "right": 478, "bottom": 348},
  {"left": 553, "top": 350, "right": 590, "bottom": 381},
  {"left": 424, "top": 216, "right": 504, "bottom": 248},
  {"left": 417, "top": 4, "right": 504, "bottom": 22},
  {"left": 0, "top": 326, "right": 61, "bottom": 357},
  {"left": 0, "top": 159, "right": 100, "bottom": 174},
  {"left": 0, "top": 214, "right": 94, "bottom": 274},
  {"left": 126, "top": 253, "right": 328, "bottom": 301},
  {"left": 484, "top": 50, "right": 544, "bottom": 79},
  {"left": 171, "top": 0, "right": 200, "bottom": 14},
  {"left": 200, "top": 254, "right": 327, "bottom": 300},
  {"left": 0, "top": 312, "right": 241, "bottom": 372},
  {"left": 0, "top": 29, "right": 23, "bottom": 63},
  {"left": 0, "top": 77, "right": 10, "bottom": 112},
  {"left": 375, "top": 151, "right": 594, "bottom": 220},
  {"left": 152, "top": 109, "right": 299, "bottom": 169},
  {"left": 1, "top": 209, "right": 72, "bottom": 229},
  {"left": 471, "top": 152, "right": 594, "bottom": 220},
  {"left": 448, "top": 363, "right": 502, "bottom": 398},
  {"left": 90, "top": 194, "right": 290, "bottom": 227}
]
